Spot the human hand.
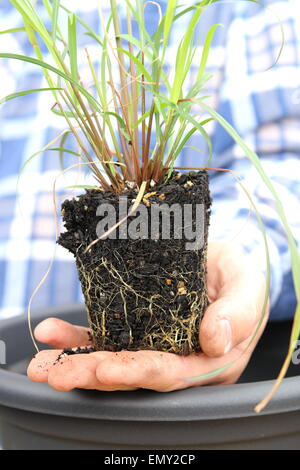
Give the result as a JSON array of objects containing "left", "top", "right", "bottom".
[{"left": 27, "top": 242, "right": 269, "bottom": 392}]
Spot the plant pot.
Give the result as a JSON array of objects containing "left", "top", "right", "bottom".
[
  {"left": 0, "top": 305, "right": 300, "bottom": 450},
  {"left": 58, "top": 171, "right": 211, "bottom": 354}
]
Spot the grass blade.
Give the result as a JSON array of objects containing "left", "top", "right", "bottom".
[
  {"left": 170, "top": 5, "right": 202, "bottom": 103},
  {"left": 197, "top": 24, "right": 220, "bottom": 82},
  {"left": 116, "top": 48, "right": 153, "bottom": 84},
  {"left": 57, "top": 131, "right": 71, "bottom": 170},
  {"left": 0, "top": 53, "right": 102, "bottom": 112},
  {"left": 52, "top": 0, "right": 60, "bottom": 40},
  {"left": 162, "top": 0, "right": 177, "bottom": 59},
  {"left": 255, "top": 303, "right": 300, "bottom": 412},
  {"left": 165, "top": 103, "right": 213, "bottom": 164},
  {"left": 0, "top": 87, "right": 62, "bottom": 105},
  {"left": 0, "top": 27, "right": 26, "bottom": 34},
  {"left": 68, "top": 13, "right": 78, "bottom": 81}
]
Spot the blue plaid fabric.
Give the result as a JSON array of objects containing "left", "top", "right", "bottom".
[{"left": 0, "top": 0, "right": 299, "bottom": 320}]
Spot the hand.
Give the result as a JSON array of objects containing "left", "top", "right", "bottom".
[{"left": 27, "top": 242, "right": 269, "bottom": 392}]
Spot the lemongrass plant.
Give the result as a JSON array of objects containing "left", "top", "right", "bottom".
[{"left": 0, "top": 0, "right": 299, "bottom": 411}]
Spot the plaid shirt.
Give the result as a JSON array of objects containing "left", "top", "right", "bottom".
[{"left": 0, "top": 0, "right": 299, "bottom": 321}]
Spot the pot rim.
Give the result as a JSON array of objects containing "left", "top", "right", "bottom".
[{"left": 0, "top": 305, "right": 300, "bottom": 422}]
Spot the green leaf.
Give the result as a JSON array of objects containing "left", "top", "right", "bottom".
[
  {"left": 116, "top": 33, "right": 143, "bottom": 52},
  {"left": 68, "top": 13, "right": 78, "bottom": 81},
  {"left": 197, "top": 24, "right": 221, "bottom": 81},
  {"left": 104, "top": 111, "right": 131, "bottom": 141},
  {"left": 0, "top": 27, "right": 26, "bottom": 34},
  {"left": 52, "top": 0, "right": 60, "bottom": 39},
  {"left": 50, "top": 147, "right": 81, "bottom": 157},
  {"left": 162, "top": 0, "right": 177, "bottom": 58},
  {"left": 60, "top": 3, "right": 105, "bottom": 46},
  {"left": 116, "top": 48, "right": 153, "bottom": 85},
  {"left": 170, "top": 5, "right": 203, "bottom": 103},
  {"left": 56, "top": 131, "right": 71, "bottom": 170},
  {"left": 186, "top": 73, "right": 212, "bottom": 99},
  {"left": 51, "top": 105, "right": 76, "bottom": 118},
  {"left": 171, "top": 118, "right": 214, "bottom": 163},
  {"left": 132, "top": 109, "right": 151, "bottom": 130},
  {"left": 0, "top": 87, "right": 62, "bottom": 105},
  {"left": 167, "top": 105, "right": 213, "bottom": 163},
  {"left": 84, "top": 31, "right": 104, "bottom": 46},
  {"left": 9, "top": 0, "right": 52, "bottom": 48},
  {"left": 0, "top": 53, "right": 102, "bottom": 112}
]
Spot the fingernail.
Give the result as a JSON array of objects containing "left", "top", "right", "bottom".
[{"left": 220, "top": 319, "right": 232, "bottom": 354}]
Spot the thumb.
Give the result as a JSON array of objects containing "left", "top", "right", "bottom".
[{"left": 200, "top": 273, "right": 268, "bottom": 358}]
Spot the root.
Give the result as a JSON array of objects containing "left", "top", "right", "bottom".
[{"left": 76, "top": 243, "right": 209, "bottom": 355}]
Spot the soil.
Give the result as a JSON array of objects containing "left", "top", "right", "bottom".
[
  {"left": 58, "top": 171, "right": 211, "bottom": 355},
  {"left": 56, "top": 347, "right": 96, "bottom": 362}
]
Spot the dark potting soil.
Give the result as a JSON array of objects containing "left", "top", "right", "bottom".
[
  {"left": 58, "top": 171, "right": 211, "bottom": 355},
  {"left": 56, "top": 347, "right": 96, "bottom": 362}
]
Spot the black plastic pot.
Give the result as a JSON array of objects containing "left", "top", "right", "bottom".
[{"left": 0, "top": 305, "right": 300, "bottom": 450}]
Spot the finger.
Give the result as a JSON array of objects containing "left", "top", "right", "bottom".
[
  {"left": 27, "top": 347, "right": 136, "bottom": 391},
  {"left": 212, "top": 311, "right": 268, "bottom": 386},
  {"left": 47, "top": 352, "right": 135, "bottom": 392},
  {"left": 200, "top": 269, "right": 268, "bottom": 358},
  {"left": 95, "top": 349, "right": 244, "bottom": 392},
  {"left": 96, "top": 350, "right": 184, "bottom": 391},
  {"left": 27, "top": 349, "right": 62, "bottom": 383},
  {"left": 48, "top": 354, "right": 103, "bottom": 392},
  {"left": 34, "top": 318, "right": 91, "bottom": 348}
]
